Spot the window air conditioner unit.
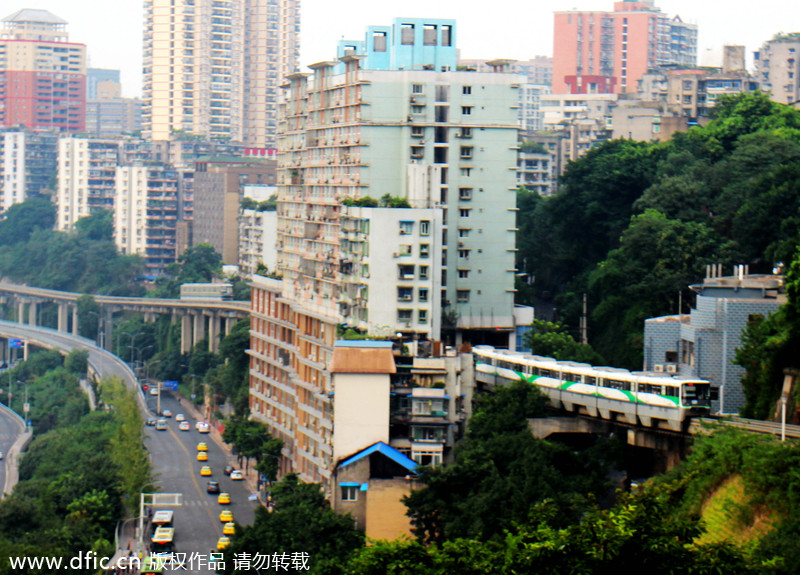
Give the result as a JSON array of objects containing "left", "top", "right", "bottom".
[
  {"left": 653, "top": 364, "right": 664, "bottom": 373},
  {"left": 666, "top": 364, "right": 677, "bottom": 373}
]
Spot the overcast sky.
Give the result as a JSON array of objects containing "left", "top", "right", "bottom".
[{"left": 5, "top": 1, "right": 799, "bottom": 97}]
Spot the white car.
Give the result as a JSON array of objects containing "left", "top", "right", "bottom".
[
  {"left": 196, "top": 421, "right": 211, "bottom": 433},
  {"left": 0, "top": 451, "right": 4, "bottom": 460},
  {"left": 230, "top": 470, "right": 244, "bottom": 481},
  {"left": 150, "top": 387, "right": 159, "bottom": 396},
  {"left": 179, "top": 421, "right": 191, "bottom": 431},
  {"left": 176, "top": 413, "right": 186, "bottom": 422}
]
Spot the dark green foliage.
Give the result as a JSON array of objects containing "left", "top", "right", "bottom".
[
  {"left": 588, "top": 210, "right": 737, "bottom": 368},
  {"left": 342, "top": 196, "right": 379, "bottom": 207},
  {"left": 222, "top": 416, "right": 283, "bottom": 480},
  {"left": 523, "top": 319, "right": 605, "bottom": 364},
  {"left": 241, "top": 195, "right": 277, "bottom": 211},
  {"left": 223, "top": 474, "right": 364, "bottom": 575},
  {"left": 149, "top": 242, "right": 223, "bottom": 298},
  {"left": 405, "top": 381, "right": 611, "bottom": 543},
  {"left": 516, "top": 93, "right": 800, "bottom": 374},
  {"left": 74, "top": 210, "right": 114, "bottom": 242},
  {"left": 64, "top": 350, "right": 89, "bottom": 376},
  {"left": 0, "top": 197, "right": 56, "bottom": 246}
]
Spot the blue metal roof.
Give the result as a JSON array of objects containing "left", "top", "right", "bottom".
[
  {"left": 334, "top": 340, "right": 394, "bottom": 348},
  {"left": 338, "top": 441, "right": 418, "bottom": 472}
]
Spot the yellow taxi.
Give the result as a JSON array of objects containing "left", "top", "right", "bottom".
[
  {"left": 197, "top": 442, "right": 208, "bottom": 452},
  {"left": 223, "top": 522, "right": 235, "bottom": 536},
  {"left": 218, "top": 492, "right": 231, "bottom": 505},
  {"left": 219, "top": 509, "right": 233, "bottom": 522},
  {"left": 200, "top": 466, "right": 212, "bottom": 476},
  {"left": 216, "top": 536, "right": 231, "bottom": 550},
  {"left": 197, "top": 451, "right": 208, "bottom": 462}
]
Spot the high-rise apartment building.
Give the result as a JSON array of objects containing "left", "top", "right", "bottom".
[
  {"left": 56, "top": 137, "right": 120, "bottom": 230},
  {"left": 142, "top": 0, "right": 300, "bottom": 148},
  {"left": 0, "top": 9, "right": 86, "bottom": 132},
  {"left": 552, "top": 0, "right": 697, "bottom": 95},
  {"left": 755, "top": 34, "right": 800, "bottom": 106},
  {"left": 0, "top": 129, "right": 58, "bottom": 212},
  {"left": 115, "top": 165, "right": 182, "bottom": 276},
  {"left": 248, "top": 20, "right": 520, "bottom": 490}
]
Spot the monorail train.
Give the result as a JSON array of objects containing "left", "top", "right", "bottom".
[
  {"left": 179, "top": 283, "right": 233, "bottom": 302},
  {"left": 473, "top": 346, "right": 711, "bottom": 432}
]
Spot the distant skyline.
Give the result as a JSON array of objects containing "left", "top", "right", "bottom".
[{"left": 4, "top": 1, "right": 800, "bottom": 97}]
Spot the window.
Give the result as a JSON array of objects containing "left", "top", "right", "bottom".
[
  {"left": 361, "top": 264, "right": 370, "bottom": 278},
  {"left": 423, "top": 24, "right": 437, "bottom": 46},
  {"left": 459, "top": 127, "right": 472, "bottom": 138},
  {"left": 460, "top": 167, "right": 472, "bottom": 176},
  {"left": 373, "top": 31, "right": 387, "bottom": 52},
  {"left": 398, "top": 309, "right": 413, "bottom": 322},
  {"left": 462, "top": 85, "right": 472, "bottom": 95},
  {"left": 435, "top": 85, "right": 450, "bottom": 102},
  {"left": 399, "top": 264, "right": 415, "bottom": 279},
  {"left": 458, "top": 228, "right": 470, "bottom": 238},
  {"left": 398, "top": 244, "right": 412, "bottom": 255},
  {"left": 456, "top": 290, "right": 470, "bottom": 302},
  {"left": 399, "top": 221, "right": 414, "bottom": 234},
  {"left": 411, "top": 105, "right": 425, "bottom": 114},
  {"left": 410, "top": 145, "right": 424, "bottom": 158},
  {"left": 411, "top": 126, "right": 424, "bottom": 138},
  {"left": 458, "top": 249, "right": 470, "bottom": 259},
  {"left": 420, "top": 220, "right": 430, "bottom": 235},
  {"left": 665, "top": 351, "right": 678, "bottom": 363},
  {"left": 418, "top": 309, "right": 428, "bottom": 323},
  {"left": 412, "top": 84, "right": 423, "bottom": 94},
  {"left": 442, "top": 25, "right": 452, "bottom": 46},
  {"left": 459, "top": 208, "right": 470, "bottom": 217},
  {"left": 341, "top": 485, "right": 358, "bottom": 501},
  {"left": 401, "top": 23, "right": 415, "bottom": 45},
  {"left": 461, "top": 106, "right": 473, "bottom": 115},
  {"left": 458, "top": 269, "right": 470, "bottom": 278},
  {"left": 419, "top": 265, "right": 429, "bottom": 280},
  {"left": 419, "top": 288, "right": 429, "bottom": 302},
  {"left": 420, "top": 244, "right": 430, "bottom": 258},
  {"left": 398, "top": 287, "right": 413, "bottom": 301},
  {"left": 460, "top": 146, "right": 473, "bottom": 159},
  {"left": 459, "top": 188, "right": 472, "bottom": 200}
]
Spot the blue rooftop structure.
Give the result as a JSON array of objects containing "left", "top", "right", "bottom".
[
  {"left": 338, "top": 441, "right": 418, "bottom": 472},
  {"left": 336, "top": 18, "right": 457, "bottom": 72},
  {"left": 334, "top": 340, "right": 394, "bottom": 348}
]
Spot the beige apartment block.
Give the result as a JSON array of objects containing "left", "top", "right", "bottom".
[{"left": 143, "top": 0, "right": 299, "bottom": 147}]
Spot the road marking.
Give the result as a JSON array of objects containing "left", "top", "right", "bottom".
[{"left": 167, "top": 424, "right": 218, "bottom": 525}]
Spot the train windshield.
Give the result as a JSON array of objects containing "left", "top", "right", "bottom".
[{"left": 681, "top": 382, "right": 711, "bottom": 406}]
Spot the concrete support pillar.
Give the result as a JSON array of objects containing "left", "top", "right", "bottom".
[
  {"left": 57, "top": 303, "right": 69, "bottom": 333},
  {"left": 208, "top": 313, "right": 220, "bottom": 353},
  {"left": 17, "top": 301, "right": 25, "bottom": 325},
  {"left": 28, "top": 301, "right": 37, "bottom": 326},
  {"left": 193, "top": 313, "right": 206, "bottom": 348},
  {"left": 181, "top": 314, "right": 193, "bottom": 354},
  {"left": 102, "top": 308, "right": 114, "bottom": 351},
  {"left": 71, "top": 305, "right": 79, "bottom": 336}
]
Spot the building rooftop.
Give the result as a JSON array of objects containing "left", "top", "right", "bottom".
[
  {"left": 330, "top": 343, "right": 396, "bottom": 374},
  {"left": 337, "top": 441, "right": 417, "bottom": 472},
  {"left": 3, "top": 9, "right": 67, "bottom": 25}
]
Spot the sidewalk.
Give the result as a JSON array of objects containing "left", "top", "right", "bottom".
[
  {"left": 0, "top": 403, "right": 32, "bottom": 499},
  {"left": 172, "top": 393, "right": 262, "bottom": 500}
]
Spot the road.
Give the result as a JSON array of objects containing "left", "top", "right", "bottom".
[
  {"left": 0, "top": 403, "right": 25, "bottom": 495},
  {"left": 142, "top": 388, "right": 258, "bottom": 570},
  {"left": 0, "top": 322, "right": 259, "bottom": 571}
]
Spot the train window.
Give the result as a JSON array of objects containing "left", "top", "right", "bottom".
[
  {"left": 530, "top": 366, "right": 540, "bottom": 376},
  {"left": 682, "top": 385, "right": 697, "bottom": 399},
  {"left": 539, "top": 368, "right": 553, "bottom": 378},
  {"left": 638, "top": 383, "right": 663, "bottom": 395},
  {"left": 605, "top": 379, "right": 631, "bottom": 391},
  {"left": 563, "top": 372, "right": 580, "bottom": 383},
  {"left": 585, "top": 376, "right": 596, "bottom": 386},
  {"left": 664, "top": 386, "right": 678, "bottom": 397}
]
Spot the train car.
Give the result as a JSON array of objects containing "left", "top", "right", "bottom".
[
  {"left": 473, "top": 346, "right": 711, "bottom": 432},
  {"left": 179, "top": 283, "right": 233, "bottom": 302}
]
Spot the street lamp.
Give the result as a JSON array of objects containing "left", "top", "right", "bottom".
[
  {"left": 87, "top": 310, "right": 105, "bottom": 349},
  {"left": 128, "top": 344, "right": 154, "bottom": 377}
]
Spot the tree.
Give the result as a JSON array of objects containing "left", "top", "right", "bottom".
[
  {"left": 0, "top": 198, "right": 56, "bottom": 246},
  {"left": 523, "top": 319, "right": 605, "bottom": 364},
  {"left": 223, "top": 474, "right": 363, "bottom": 575},
  {"left": 74, "top": 210, "right": 114, "bottom": 242},
  {"left": 150, "top": 243, "right": 223, "bottom": 298}
]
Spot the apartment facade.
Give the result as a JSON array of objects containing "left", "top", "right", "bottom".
[
  {"left": 143, "top": 0, "right": 299, "bottom": 148},
  {"left": 278, "top": 57, "right": 519, "bottom": 344},
  {"left": 553, "top": 0, "right": 697, "bottom": 95},
  {"left": 644, "top": 268, "right": 785, "bottom": 414},
  {"left": 115, "top": 165, "right": 182, "bottom": 276},
  {"left": 0, "top": 129, "right": 58, "bottom": 212},
  {"left": 755, "top": 34, "right": 800, "bottom": 106},
  {"left": 0, "top": 9, "right": 86, "bottom": 132},
  {"left": 56, "top": 137, "right": 120, "bottom": 230}
]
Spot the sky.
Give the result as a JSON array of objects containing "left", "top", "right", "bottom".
[{"left": 5, "top": 1, "right": 800, "bottom": 97}]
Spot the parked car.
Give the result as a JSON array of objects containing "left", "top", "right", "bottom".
[
  {"left": 230, "top": 470, "right": 244, "bottom": 481},
  {"left": 145, "top": 418, "right": 157, "bottom": 426}
]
